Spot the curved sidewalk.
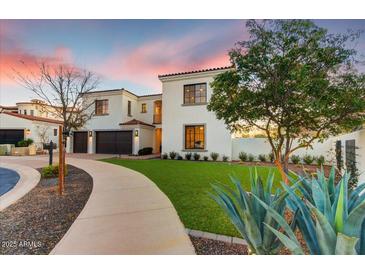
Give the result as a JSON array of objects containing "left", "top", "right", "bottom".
[
  {"left": 52, "top": 158, "right": 195, "bottom": 254},
  {"left": 0, "top": 156, "right": 194, "bottom": 254}
]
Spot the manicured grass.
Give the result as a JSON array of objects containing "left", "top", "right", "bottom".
[{"left": 101, "top": 158, "right": 282, "bottom": 237}]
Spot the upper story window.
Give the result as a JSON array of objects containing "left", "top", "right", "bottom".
[
  {"left": 24, "top": 110, "right": 27, "bottom": 115},
  {"left": 30, "top": 110, "right": 34, "bottom": 116},
  {"left": 183, "top": 83, "right": 207, "bottom": 105},
  {"left": 128, "top": 100, "right": 132, "bottom": 116},
  {"left": 54, "top": 128, "right": 58, "bottom": 136},
  {"left": 95, "top": 99, "right": 109, "bottom": 115},
  {"left": 141, "top": 103, "right": 147, "bottom": 113}
]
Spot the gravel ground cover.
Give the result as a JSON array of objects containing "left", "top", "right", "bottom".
[
  {"left": 189, "top": 236, "right": 248, "bottom": 255},
  {"left": 0, "top": 165, "right": 93, "bottom": 255}
]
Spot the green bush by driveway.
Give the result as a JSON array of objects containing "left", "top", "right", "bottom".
[{"left": 101, "top": 158, "right": 282, "bottom": 237}]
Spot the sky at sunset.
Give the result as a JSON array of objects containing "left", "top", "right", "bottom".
[{"left": 1, "top": 19, "right": 365, "bottom": 105}]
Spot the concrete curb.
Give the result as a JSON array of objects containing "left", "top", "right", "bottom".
[
  {"left": 186, "top": 228, "right": 247, "bottom": 245},
  {"left": 0, "top": 162, "right": 40, "bottom": 211}
]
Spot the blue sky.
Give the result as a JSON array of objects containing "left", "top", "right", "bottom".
[{"left": 1, "top": 20, "right": 364, "bottom": 105}]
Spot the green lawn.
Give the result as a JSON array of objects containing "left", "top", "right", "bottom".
[{"left": 101, "top": 158, "right": 282, "bottom": 237}]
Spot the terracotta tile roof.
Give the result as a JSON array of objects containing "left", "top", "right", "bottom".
[
  {"left": 2, "top": 112, "right": 64, "bottom": 125},
  {"left": 82, "top": 88, "right": 161, "bottom": 98},
  {"left": 158, "top": 66, "right": 233, "bottom": 78},
  {"left": 119, "top": 119, "right": 155, "bottom": 128}
]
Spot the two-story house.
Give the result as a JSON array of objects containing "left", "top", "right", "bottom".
[
  {"left": 71, "top": 66, "right": 232, "bottom": 158},
  {"left": 71, "top": 89, "right": 162, "bottom": 155}
]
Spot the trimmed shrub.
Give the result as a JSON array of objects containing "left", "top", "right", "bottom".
[
  {"left": 210, "top": 152, "right": 219, "bottom": 161},
  {"left": 268, "top": 152, "right": 275, "bottom": 163},
  {"left": 290, "top": 155, "right": 301, "bottom": 164},
  {"left": 238, "top": 151, "right": 248, "bottom": 162},
  {"left": 162, "top": 153, "right": 168, "bottom": 159},
  {"left": 203, "top": 156, "right": 209, "bottom": 161},
  {"left": 303, "top": 154, "right": 314, "bottom": 165},
  {"left": 185, "top": 153, "right": 192, "bottom": 160},
  {"left": 258, "top": 154, "right": 266, "bottom": 162},
  {"left": 316, "top": 155, "right": 325, "bottom": 166},
  {"left": 177, "top": 155, "right": 183, "bottom": 160},
  {"left": 16, "top": 138, "right": 34, "bottom": 147},
  {"left": 222, "top": 155, "right": 229, "bottom": 162},
  {"left": 248, "top": 154, "right": 255, "bottom": 162},
  {"left": 41, "top": 164, "right": 68, "bottom": 178},
  {"left": 193, "top": 153, "right": 200, "bottom": 161},
  {"left": 138, "top": 147, "right": 153, "bottom": 156},
  {"left": 169, "top": 151, "right": 177, "bottom": 160}
]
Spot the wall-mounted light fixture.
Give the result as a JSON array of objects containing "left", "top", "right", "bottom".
[
  {"left": 89, "top": 131, "right": 93, "bottom": 137},
  {"left": 25, "top": 129, "right": 31, "bottom": 135},
  {"left": 134, "top": 130, "right": 139, "bottom": 137}
]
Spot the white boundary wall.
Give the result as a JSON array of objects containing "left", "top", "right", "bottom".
[{"left": 232, "top": 129, "right": 365, "bottom": 182}]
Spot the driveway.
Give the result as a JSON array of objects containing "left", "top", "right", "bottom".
[{"left": 0, "top": 155, "right": 195, "bottom": 254}]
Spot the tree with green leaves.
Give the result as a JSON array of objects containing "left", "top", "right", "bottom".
[{"left": 208, "top": 20, "right": 365, "bottom": 182}]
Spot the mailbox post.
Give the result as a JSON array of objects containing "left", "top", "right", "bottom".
[{"left": 49, "top": 140, "right": 53, "bottom": 166}]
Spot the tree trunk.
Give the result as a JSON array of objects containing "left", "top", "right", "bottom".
[{"left": 274, "top": 158, "right": 289, "bottom": 185}]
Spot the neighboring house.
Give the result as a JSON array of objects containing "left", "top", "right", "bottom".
[
  {"left": 0, "top": 112, "right": 63, "bottom": 149},
  {"left": 71, "top": 89, "right": 162, "bottom": 154},
  {"left": 70, "top": 66, "right": 231, "bottom": 157},
  {"left": 15, "top": 99, "right": 65, "bottom": 121}
]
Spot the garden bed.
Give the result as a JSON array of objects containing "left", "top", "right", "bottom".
[
  {"left": 0, "top": 165, "right": 93, "bottom": 255},
  {"left": 233, "top": 161, "right": 333, "bottom": 177},
  {"left": 190, "top": 236, "right": 248, "bottom": 255}
]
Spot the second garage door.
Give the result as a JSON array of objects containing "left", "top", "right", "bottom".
[
  {"left": 0, "top": 129, "right": 24, "bottom": 145},
  {"left": 95, "top": 131, "right": 133, "bottom": 154}
]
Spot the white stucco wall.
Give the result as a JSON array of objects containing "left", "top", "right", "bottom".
[
  {"left": 160, "top": 70, "right": 232, "bottom": 159},
  {"left": 135, "top": 95, "right": 162, "bottom": 125},
  {"left": 0, "top": 113, "right": 60, "bottom": 149},
  {"left": 82, "top": 91, "right": 127, "bottom": 130},
  {"left": 232, "top": 129, "right": 365, "bottom": 182},
  {"left": 232, "top": 138, "right": 334, "bottom": 161}
]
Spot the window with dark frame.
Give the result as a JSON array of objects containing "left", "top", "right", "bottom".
[
  {"left": 24, "top": 110, "right": 27, "bottom": 115},
  {"left": 128, "top": 100, "right": 132, "bottom": 116},
  {"left": 54, "top": 128, "right": 58, "bottom": 136},
  {"left": 183, "top": 83, "right": 207, "bottom": 104},
  {"left": 95, "top": 99, "right": 109, "bottom": 115},
  {"left": 184, "top": 125, "right": 205, "bottom": 150},
  {"left": 141, "top": 103, "right": 147, "bottom": 113}
]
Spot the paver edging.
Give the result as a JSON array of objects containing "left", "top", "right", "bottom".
[{"left": 186, "top": 228, "right": 247, "bottom": 245}]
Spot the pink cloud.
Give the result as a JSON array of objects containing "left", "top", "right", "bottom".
[
  {"left": 95, "top": 26, "right": 241, "bottom": 90},
  {"left": 0, "top": 46, "right": 75, "bottom": 86}
]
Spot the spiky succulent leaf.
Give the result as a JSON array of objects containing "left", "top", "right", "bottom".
[
  {"left": 309, "top": 205, "right": 337, "bottom": 254},
  {"left": 335, "top": 233, "right": 358, "bottom": 255},
  {"left": 359, "top": 218, "right": 365, "bottom": 255},
  {"left": 343, "top": 200, "right": 365, "bottom": 237},
  {"left": 264, "top": 224, "right": 305, "bottom": 255}
]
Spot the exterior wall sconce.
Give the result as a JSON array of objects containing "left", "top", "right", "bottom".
[
  {"left": 89, "top": 131, "right": 93, "bottom": 137},
  {"left": 25, "top": 129, "right": 31, "bottom": 135},
  {"left": 134, "top": 130, "right": 139, "bottom": 137}
]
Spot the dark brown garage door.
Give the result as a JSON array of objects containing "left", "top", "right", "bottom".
[
  {"left": 0, "top": 129, "right": 24, "bottom": 145},
  {"left": 96, "top": 131, "right": 132, "bottom": 154},
  {"left": 73, "top": 132, "right": 88, "bottom": 153}
]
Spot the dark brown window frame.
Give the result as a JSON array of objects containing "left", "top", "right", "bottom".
[
  {"left": 183, "top": 83, "right": 207, "bottom": 105},
  {"left": 141, "top": 103, "right": 147, "bottom": 113},
  {"left": 184, "top": 125, "right": 205, "bottom": 150},
  {"left": 128, "top": 100, "right": 132, "bottom": 116},
  {"left": 95, "top": 99, "right": 109, "bottom": 115}
]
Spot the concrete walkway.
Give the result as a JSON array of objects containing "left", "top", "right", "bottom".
[{"left": 0, "top": 155, "right": 195, "bottom": 254}]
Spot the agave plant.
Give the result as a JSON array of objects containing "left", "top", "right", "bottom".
[
  {"left": 259, "top": 168, "right": 365, "bottom": 254},
  {"left": 210, "top": 169, "right": 289, "bottom": 254}
]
